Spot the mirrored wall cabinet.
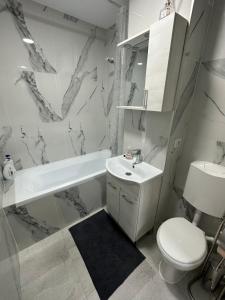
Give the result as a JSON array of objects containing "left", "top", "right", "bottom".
[{"left": 118, "top": 13, "right": 187, "bottom": 112}]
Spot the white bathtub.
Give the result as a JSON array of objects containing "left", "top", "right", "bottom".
[{"left": 12, "top": 149, "right": 111, "bottom": 207}]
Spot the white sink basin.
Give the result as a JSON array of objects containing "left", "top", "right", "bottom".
[{"left": 106, "top": 155, "right": 162, "bottom": 184}]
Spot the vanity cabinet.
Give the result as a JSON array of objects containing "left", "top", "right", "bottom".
[
  {"left": 106, "top": 179, "right": 120, "bottom": 222},
  {"left": 118, "top": 13, "right": 187, "bottom": 112},
  {"left": 106, "top": 173, "right": 161, "bottom": 242},
  {"left": 119, "top": 190, "right": 139, "bottom": 241}
]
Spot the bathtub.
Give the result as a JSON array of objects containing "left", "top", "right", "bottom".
[{"left": 11, "top": 150, "right": 111, "bottom": 207}]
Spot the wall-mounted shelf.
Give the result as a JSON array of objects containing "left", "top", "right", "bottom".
[{"left": 117, "top": 28, "right": 149, "bottom": 48}]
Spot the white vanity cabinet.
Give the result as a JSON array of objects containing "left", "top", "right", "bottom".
[
  {"left": 106, "top": 173, "right": 161, "bottom": 242},
  {"left": 106, "top": 179, "right": 120, "bottom": 222},
  {"left": 119, "top": 190, "right": 139, "bottom": 241},
  {"left": 117, "top": 13, "right": 187, "bottom": 112}
]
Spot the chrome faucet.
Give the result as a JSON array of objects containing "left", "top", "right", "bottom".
[{"left": 130, "top": 149, "right": 142, "bottom": 167}]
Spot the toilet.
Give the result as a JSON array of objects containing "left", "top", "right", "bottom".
[{"left": 157, "top": 161, "right": 225, "bottom": 284}]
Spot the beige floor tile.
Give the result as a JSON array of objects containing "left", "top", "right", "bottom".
[
  {"left": 19, "top": 230, "right": 70, "bottom": 287},
  {"left": 110, "top": 260, "right": 155, "bottom": 300},
  {"left": 20, "top": 225, "right": 212, "bottom": 300}
]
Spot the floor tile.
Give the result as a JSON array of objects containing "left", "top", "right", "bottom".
[{"left": 19, "top": 219, "right": 213, "bottom": 300}]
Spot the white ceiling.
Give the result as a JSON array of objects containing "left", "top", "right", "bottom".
[{"left": 33, "top": 0, "right": 121, "bottom": 29}]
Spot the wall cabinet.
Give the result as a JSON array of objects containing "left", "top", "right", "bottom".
[
  {"left": 106, "top": 173, "right": 161, "bottom": 242},
  {"left": 118, "top": 13, "right": 187, "bottom": 112}
]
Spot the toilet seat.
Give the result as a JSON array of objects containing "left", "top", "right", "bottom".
[{"left": 157, "top": 217, "right": 207, "bottom": 271}]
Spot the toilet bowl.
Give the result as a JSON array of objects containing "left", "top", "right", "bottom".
[{"left": 157, "top": 217, "right": 207, "bottom": 284}]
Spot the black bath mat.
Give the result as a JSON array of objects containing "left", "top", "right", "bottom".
[{"left": 69, "top": 210, "right": 145, "bottom": 300}]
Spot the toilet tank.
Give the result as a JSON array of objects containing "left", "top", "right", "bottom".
[{"left": 183, "top": 161, "right": 225, "bottom": 218}]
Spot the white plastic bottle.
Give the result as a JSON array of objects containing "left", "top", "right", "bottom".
[{"left": 2, "top": 155, "right": 16, "bottom": 180}]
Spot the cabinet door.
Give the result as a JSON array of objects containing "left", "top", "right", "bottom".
[
  {"left": 106, "top": 180, "right": 119, "bottom": 222},
  {"left": 145, "top": 13, "right": 187, "bottom": 111},
  {"left": 119, "top": 191, "right": 139, "bottom": 241}
]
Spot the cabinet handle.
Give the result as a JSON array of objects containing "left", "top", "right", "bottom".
[
  {"left": 107, "top": 182, "right": 117, "bottom": 190},
  {"left": 143, "top": 89, "right": 148, "bottom": 108},
  {"left": 122, "top": 194, "right": 134, "bottom": 205}
]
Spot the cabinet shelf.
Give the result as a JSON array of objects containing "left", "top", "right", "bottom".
[{"left": 116, "top": 105, "right": 146, "bottom": 111}]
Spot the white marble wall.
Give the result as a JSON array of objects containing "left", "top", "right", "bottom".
[
  {"left": 0, "top": 0, "right": 127, "bottom": 249},
  {"left": 123, "top": 1, "right": 194, "bottom": 174},
  {"left": 157, "top": 0, "right": 213, "bottom": 227},
  {"left": 0, "top": 0, "right": 112, "bottom": 167},
  {"left": 123, "top": 110, "right": 172, "bottom": 170},
  {"left": 169, "top": 0, "right": 225, "bottom": 234},
  {"left": 0, "top": 173, "right": 21, "bottom": 298},
  {"left": 124, "top": 0, "right": 214, "bottom": 228},
  {"left": 128, "top": 0, "right": 193, "bottom": 38}
]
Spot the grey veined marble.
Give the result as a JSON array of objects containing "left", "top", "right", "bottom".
[
  {"left": 188, "top": 9, "right": 205, "bottom": 40},
  {"left": 0, "top": 126, "right": 12, "bottom": 163},
  {"left": 61, "top": 29, "right": 97, "bottom": 118},
  {"left": 63, "top": 13, "right": 79, "bottom": 24},
  {"left": 19, "top": 71, "right": 62, "bottom": 122},
  {"left": 127, "top": 82, "right": 138, "bottom": 105},
  {"left": 55, "top": 187, "right": 88, "bottom": 218},
  {"left": 17, "top": 29, "right": 97, "bottom": 122},
  {"left": 6, "top": 205, "right": 59, "bottom": 240},
  {"left": 18, "top": 50, "right": 97, "bottom": 122},
  {"left": 171, "top": 62, "right": 200, "bottom": 134},
  {"left": 203, "top": 58, "right": 225, "bottom": 79},
  {"left": 35, "top": 130, "right": 49, "bottom": 165},
  {"left": 68, "top": 123, "right": 86, "bottom": 156},
  {"left": 126, "top": 50, "right": 138, "bottom": 81},
  {"left": 19, "top": 127, "right": 49, "bottom": 166},
  {"left": 143, "top": 136, "right": 168, "bottom": 163},
  {"left": 138, "top": 111, "right": 145, "bottom": 132},
  {"left": 204, "top": 91, "right": 225, "bottom": 117},
  {"left": 5, "top": 0, "right": 56, "bottom": 73},
  {"left": 107, "top": 0, "right": 122, "bottom": 8},
  {"left": 215, "top": 141, "right": 225, "bottom": 165}
]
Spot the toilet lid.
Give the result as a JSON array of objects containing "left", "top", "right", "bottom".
[{"left": 157, "top": 217, "right": 207, "bottom": 265}]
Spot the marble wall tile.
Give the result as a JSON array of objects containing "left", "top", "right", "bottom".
[
  {"left": 5, "top": 176, "right": 106, "bottom": 250},
  {"left": 61, "top": 29, "right": 97, "bottom": 118},
  {"left": 5, "top": 203, "right": 60, "bottom": 249},
  {"left": 55, "top": 187, "right": 88, "bottom": 218},
  {"left": 154, "top": 0, "right": 213, "bottom": 226},
  {"left": 123, "top": 110, "right": 171, "bottom": 171},
  {"left": 0, "top": 163, "right": 21, "bottom": 297},
  {"left": 203, "top": 58, "right": 225, "bottom": 79},
  {"left": 0, "top": 0, "right": 115, "bottom": 168},
  {"left": 215, "top": 141, "right": 225, "bottom": 165},
  {"left": 4, "top": 0, "right": 56, "bottom": 73},
  {"left": 128, "top": 0, "right": 193, "bottom": 38},
  {"left": 0, "top": 126, "right": 12, "bottom": 162},
  {"left": 18, "top": 71, "right": 62, "bottom": 122},
  {"left": 0, "top": 0, "right": 127, "bottom": 250},
  {"left": 163, "top": 0, "right": 224, "bottom": 233}
]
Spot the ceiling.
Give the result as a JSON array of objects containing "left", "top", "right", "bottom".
[{"left": 33, "top": 0, "right": 121, "bottom": 29}]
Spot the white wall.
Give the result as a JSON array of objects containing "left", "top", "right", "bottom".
[
  {"left": 125, "top": 0, "right": 214, "bottom": 228},
  {"left": 170, "top": 0, "right": 225, "bottom": 234},
  {"left": 128, "top": 0, "right": 193, "bottom": 37},
  {"left": 0, "top": 175, "right": 21, "bottom": 299},
  {"left": 0, "top": 0, "right": 123, "bottom": 250}
]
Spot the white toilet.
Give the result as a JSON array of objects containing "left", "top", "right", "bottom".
[{"left": 157, "top": 161, "right": 225, "bottom": 284}]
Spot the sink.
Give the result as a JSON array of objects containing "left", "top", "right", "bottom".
[{"left": 106, "top": 155, "right": 162, "bottom": 184}]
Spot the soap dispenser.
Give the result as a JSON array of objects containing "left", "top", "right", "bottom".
[{"left": 2, "top": 154, "right": 16, "bottom": 180}]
